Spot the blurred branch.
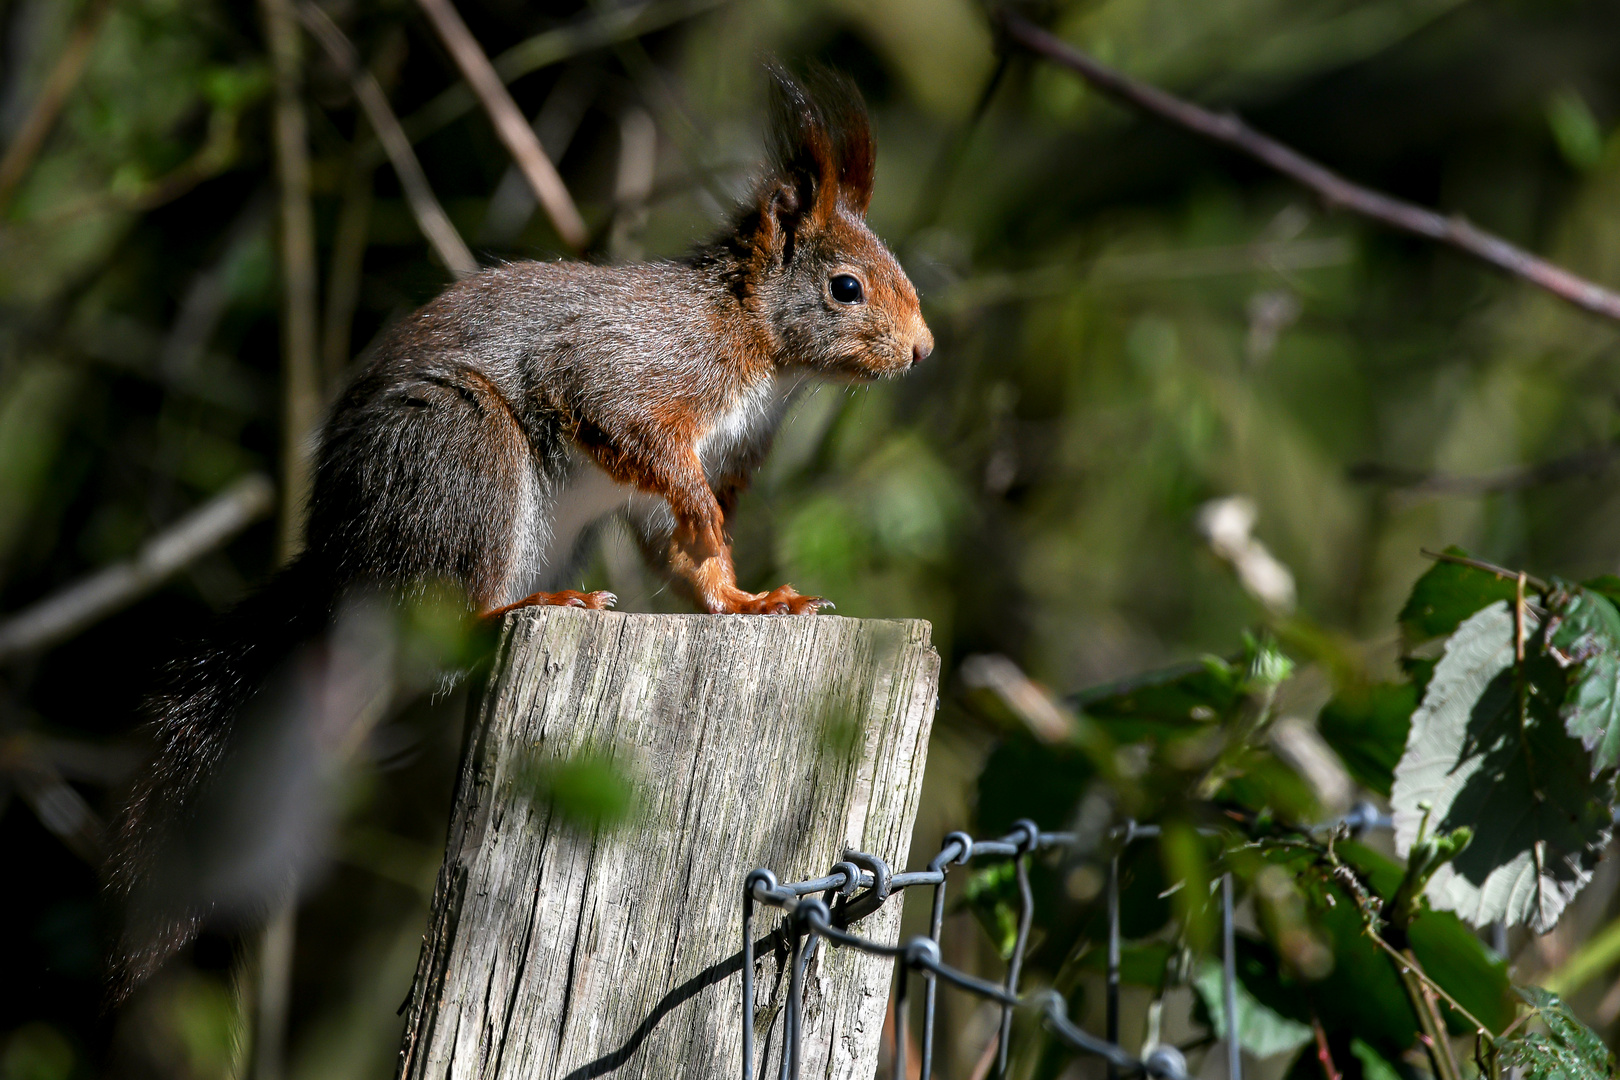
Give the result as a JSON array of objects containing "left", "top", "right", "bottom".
[
  {"left": 608, "top": 37, "right": 731, "bottom": 209},
  {"left": 373, "top": 0, "right": 727, "bottom": 170},
  {"left": 907, "top": 52, "right": 1009, "bottom": 236},
  {"left": 1543, "top": 912, "right": 1620, "bottom": 998},
  {"left": 1000, "top": 11, "right": 1620, "bottom": 325},
  {"left": 1419, "top": 547, "right": 1549, "bottom": 595},
  {"left": 0, "top": 0, "right": 116, "bottom": 213},
  {"left": 477, "top": 64, "right": 600, "bottom": 248},
  {"left": 263, "top": 0, "right": 322, "bottom": 564},
  {"left": 0, "top": 474, "right": 275, "bottom": 663},
  {"left": 256, "top": 904, "right": 296, "bottom": 1080},
  {"left": 959, "top": 653, "right": 1078, "bottom": 744},
  {"left": 296, "top": 3, "right": 477, "bottom": 280},
  {"left": 414, "top": 0, "right": 588, "bottom": 251},
  {"left": 1349, "top": 442, "right": 1620, "bottom": 499},
  {"left": 932, "top": 237, "right": 1349, "bottom": 315},
  {"left": 0, "top": 724, "right": 130, "bottom": 864},
  {"left": 12, "top": 760, "right": 104, "bottom": 863},
  {"left": 4, "top": 104, "right": 244, "bottom": 231},
  {"left": 607, "top": 106, "right": 657, "bottom": 261},
  {"left": 322, "top": 153, "right": 374, "bottom": 384}
]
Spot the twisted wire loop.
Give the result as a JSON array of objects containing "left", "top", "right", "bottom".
[
  {"left": 741, "top": 810, "right": 1389, "bottom": 1080},
  {"left": 741, "top": 816, "right": 1386, "bottom": 1080},
  {"left": 742, "top": 825, "right": 1184, "bottom": 1080}
]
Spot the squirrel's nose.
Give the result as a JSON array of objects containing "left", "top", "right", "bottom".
[{"left": 911, "top": 332, "right": 934, "bottom": 365}]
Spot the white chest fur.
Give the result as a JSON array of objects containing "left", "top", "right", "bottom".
[{"left": 509, "top": 372, "right": 802, "bottom": 599}]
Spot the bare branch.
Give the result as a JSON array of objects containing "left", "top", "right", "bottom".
[
  {"left": 295, "top": 2, "right": 478, "bottom": 280},
  {"left": 0, "top": 0, "right": 116, "bottom": 213},
  {"left": 1000, "top": 11, "right": 1620, "bottom": 325},
  {"left": 262, "top": 0, "right": 322, "bottom": 562},
  {"left": 0, "top": 474, "right": 275, "bottom": 663},
  {"left": 371, "top": 0, "right": 727, "bottom": 171},
  {"left": 414, "top": 0, "right": 588, "bottom": 251},
  {"left": 1349, "top": 443, "right": 1620, "bottom": 499}
]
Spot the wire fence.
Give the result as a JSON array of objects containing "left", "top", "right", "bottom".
[{"left": 741, "top": 804, "right": 1394, "bottom": 1080}]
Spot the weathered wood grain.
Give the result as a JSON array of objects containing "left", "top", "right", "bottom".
[{"left": 397, "top": 608, "right": 938, "bottom": 1080}]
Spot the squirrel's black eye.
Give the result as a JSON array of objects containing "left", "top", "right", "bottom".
[{"left": 829, "top": 274, "right": 864, "bottom": 304}]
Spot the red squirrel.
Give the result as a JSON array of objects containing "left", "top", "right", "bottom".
[{"left": 104, "top": 66, "right": 931, "bottom": 999}]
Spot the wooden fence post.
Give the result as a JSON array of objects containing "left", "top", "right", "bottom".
[{"left": 396, "top": 607, "right": 939, "bottom": 1080}]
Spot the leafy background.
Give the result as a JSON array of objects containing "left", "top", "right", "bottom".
[{"left": 7, "top": 0, "right": 1620, "bottom": 1077}]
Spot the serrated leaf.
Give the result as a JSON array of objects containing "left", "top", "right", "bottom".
[
  {"left": 1318, "top": 682, "right": 1416, "bottom": 796},
  {"left": 1546, "top": 584, "right": 1620, "bottom": 775},
  {"left": 1496, "top": 987, "right": 1618, "bottom": 1079},
  {"left": 1398, "top": 548, "right": 1521, "bottom": 646},
  {"left": 1391, "top": 603, "right": 1613, "bottom": 933},
  {"left": 1192, "top": 959, "right": 1313, "bottom": 1060}
]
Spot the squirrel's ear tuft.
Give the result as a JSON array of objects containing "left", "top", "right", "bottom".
[{"left": 762, "top": 62, "right": 875, "bottom": 233}]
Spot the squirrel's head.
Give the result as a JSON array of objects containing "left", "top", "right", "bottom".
[{"left": 737, "top": 65, "right": 932, "bottom": 379}]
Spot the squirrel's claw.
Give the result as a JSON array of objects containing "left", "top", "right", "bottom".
[
  {"left": 727, "top": 584, "right": 832, "bottom": 615},
  {"left": 485, "top": 589, "right": 617, "bottom": 617}
]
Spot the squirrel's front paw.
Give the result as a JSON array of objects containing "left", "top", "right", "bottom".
[{"left": 728, "top": 585, "right": 834, "bottom": 615}]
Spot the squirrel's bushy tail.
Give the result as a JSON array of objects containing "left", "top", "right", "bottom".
[{"left": 104, "top": 557, "right": 333, "bottom": 1004}]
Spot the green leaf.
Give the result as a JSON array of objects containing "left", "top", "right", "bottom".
[
  {"left": 1317, "top": 682, "right": 1416, "bottom": 797},
  {"left": 1391, "top": 603, "right": 1614, "bottom": 932},
  {"left": 1307, "top": 875, "right": 1421, "bottom": 1056},
  {"left": 1546, "top": 583, "right": 1620, "bottom": 775},
  {"left": 1193, "top": 958, "right": 1314, "bottom": 1060},
  {"left": 1349, "top": 1039, "right": 1403, "bottom": 1080},
  {"left": 1397, "top": 548, "right": 1521, "bottom": 646},
  {"left": 975, "top": 734, "right": 1093, "bottom": 838},
  {"left": 1073, "top": 657, "right": 1243, "bottom": 741},
  {"left": 511, "top": 749, "right": 637, "bottom": 832},
  {"left": 1580, "top": 574, "right": 1620, "bottom": 606},
  {"left": 1496, "top": 987, "right": 1618, "bottom": 1079},
  {"left": 1072, "top": 941, "right": 1173, "bottom": 986},
  {"left": 962, "top": 862, "right": 1021, "bottom": 959},
  {"left": 1546, "top": 88, "right": 1606, "bottom": 172}
]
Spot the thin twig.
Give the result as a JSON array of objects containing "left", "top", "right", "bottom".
[
  {"left": 295, "top": 2, "right": 478, "bottom": 280},
  {"left": 1349, "top": 443, "right": 1620, "bottom": 498},
  {"left": 1407, "top": 949, "right": 1464, "bottom": 1080},
  {"left": 368, "top": 0, "right": 727, "bottom": 170},
  {"left": 1419, "top": 548, "right": 1550, "bottom": 596},
  {"left": 1311, "top": 1013, "right": 1342, "bottom": 1080},
  {"left": 0, "top": 474, "right": 275, "bottom": 663},
  {"left": 999, "top": 11, "right": 1620, "bottom": 325},
  {"left": 414, "top": 0, "right": 588, "bottom": 251},
  {"left": 262, "top": 0, "right": 322, "bottom": 564},
  {"left": 1364, "top": 926, "right": 1493, "bottom": 1036},
  {"left": 0, "top": 0, "right": 116, "bottom": 213}
]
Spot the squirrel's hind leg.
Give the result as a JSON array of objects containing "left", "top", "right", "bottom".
[{"left": 482, "top": 589, "right": 617, "bottom": 619}]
